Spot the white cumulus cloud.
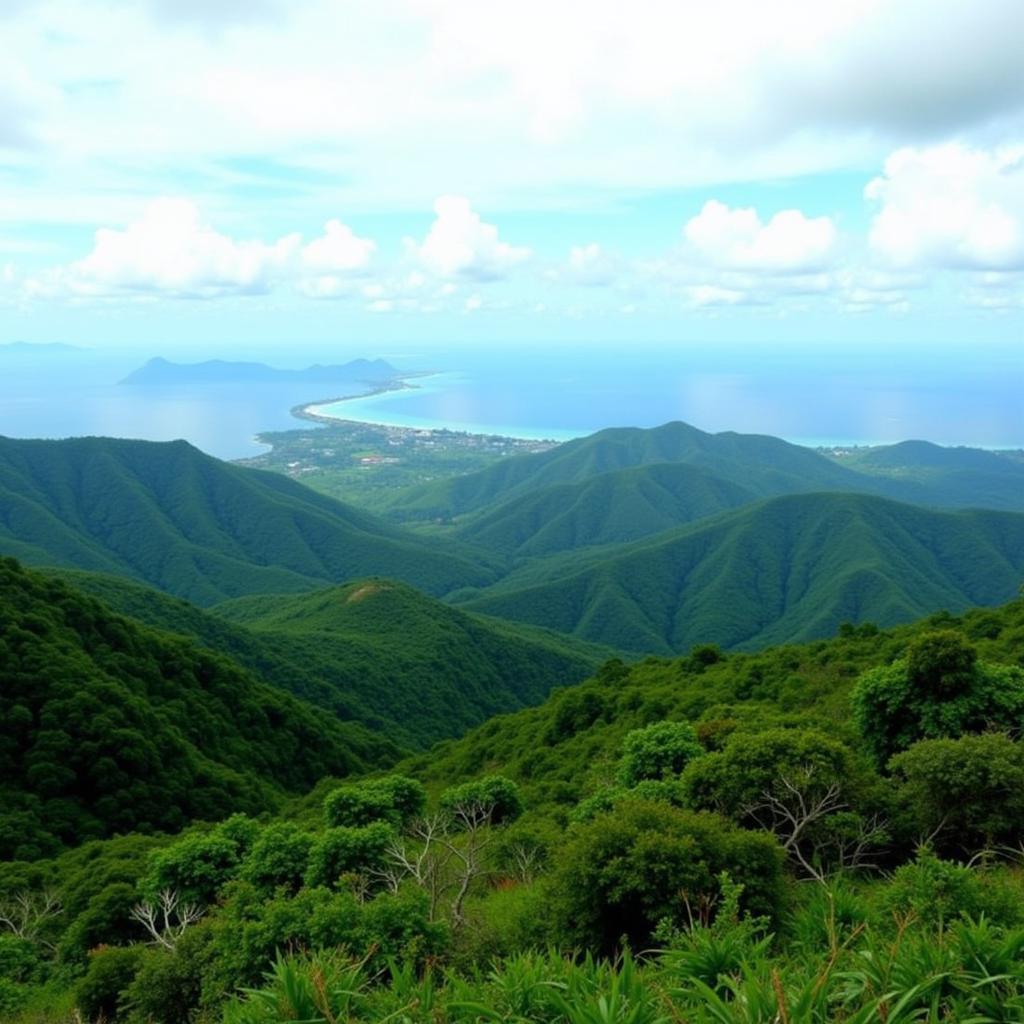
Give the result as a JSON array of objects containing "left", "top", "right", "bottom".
[
  {"left": 31, "top": 199, "right": 377, "bottom": 300},
  {"left": 405, "top": 196, "right": 530, "bottom": 280},
  {"left": 684, "top": 200, "right": 838, "bottom": 273},
  {"left": 64, "top": 198, "right": 297, "bottom": 297},
  {"left": 866, "top": 142, "right": 1024, "bottom": 270}
]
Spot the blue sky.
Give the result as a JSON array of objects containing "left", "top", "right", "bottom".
[{"left": 1, "top": 0, "right": 1023, "bottom": 354}]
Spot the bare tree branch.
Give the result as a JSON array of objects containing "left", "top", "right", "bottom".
[
  {"left": 0, "top": 890, "right": 62, "bottom": 950},
  {"left": 130, "top": 889, "right": 203, "bottom": 951}
]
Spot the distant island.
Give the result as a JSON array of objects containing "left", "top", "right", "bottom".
[{"left": 119, "top": 355, "right": 399, "bottom": 386}]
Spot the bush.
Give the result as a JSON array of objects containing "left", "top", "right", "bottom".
[
  {"left": 617, "top": 720, "right": 704, "bottom": 787},
  {"left": 75, "top": 945, "right": 144, "bottom": 1023},
  {"left": 551, "top": 799, "right": 785, "bottom": 951},
  {"left": 885, "top": 850, "right": 1024, "bottom": 928},
  {"left": 145, "top": 815, "right": 259, "bottom": 904},
  {"left": 303, "top": 823, "right": 394, "bottom": 889},
  {"left": 323, "top": 775, "right": 426, "bottom": 829},
  {"left": 121, "top": 925, "right": 216, "bottom": 1024},
  {"left": 852, "top": 633, "right": 1024, "bottom": 764},
  {"left": 890, "top": 733, "right": 1024, "bottom": 854},
  {"left": 239, "top": 822, "right": 314, "bottom": 894}
]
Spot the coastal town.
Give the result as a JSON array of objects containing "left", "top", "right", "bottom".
[{"left": 237, "top": 416, "right": 561, "bottom": 512}]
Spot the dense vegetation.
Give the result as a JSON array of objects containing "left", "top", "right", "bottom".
[
  {"left": 41, "top": 569, "right": 608, "bottom": 750},
  {"left": 457, "top": 492, "right": 1024, "bottom": 652},
  {"left": 452, "top": 461, "right": 755, "bottom": 557},
  {"left": 830, "top": 439, "right": 1024, "bottom": 511},
  {"left": 383, "top": 421, "right": 871, "bottom": 522},
  {"left": 0, "top": 559, "right": 396, "bottom": 861},
  {"left": 0, "top": 436, "right": 492, "bottom": 603},
  {"left": 5, "top": 591, "right": 1024, "bottom": 1022},
  {"left": 382, "top": 420, "right": 1024, "bottom": 524},
  {"left": 3, "top": 429, "right": 1024, "bottom": 659},
  {"left": 5, "top": 422, "right": 1024, "bottom": 1022}
]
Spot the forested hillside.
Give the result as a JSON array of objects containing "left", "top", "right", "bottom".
[
  {"left": 0, "top": 436, "right": 492, "bottom": 602},
  {"left": 0, "top": 559, "right": 396, "bottom": 861},
  {"left": 833, "top": 439, "right": 1024, "bottom": 510},
  {"left": 458, "top": 492, "right": 1024, "bottom": 651},
  {"left": 385, "top": 421, "right": 1024, "bottom": 526},
  {"left": 384, "top": 420, "right": 874, "bottom": 521},
  {"left": 6, "top": 593, "right": 1024, "bottom": 1023},
  {"left": 452, "top": 461, "right": 756, "bottom": 557},
  {"left": 45, "top": 569, "right": 609, "bottom": 749}
]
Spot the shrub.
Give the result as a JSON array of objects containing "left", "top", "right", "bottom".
[
  {"left": 74, "top": 945, "right": 144, "bottom": 1023},
  {"left": 617, "top": 721, "right": 704, "bottom": 787},
  {"left": 551, "top": 799, "right": 785, "bottom": 951},
  {"left": 885, "top": 850, "right": 1024, "bottom": 928},
  {"left": 852, "top": 633, "right": 1024, "bottom": 764},
  {"left": 890, "top": 733, "right": 1024, "bottom": 854},
  {"left": 323, "top": 775, "right": 426, "bottom": 829}
]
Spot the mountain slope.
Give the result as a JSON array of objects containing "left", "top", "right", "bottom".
[
  {"left": 210, "top": 579, "right": 612, "bottom": 747},
  {"left": 0, "top": 558, "right": 397, "bottom": 860},
  {"left": 835, "top": 440, "right": 1024, "bottom": 511},
  {"left": 458, "top": 493, "right": 1024, "bottom": 653},
  {"left": 385, "top": 421, "right": 880, "bottom": 522},
  {"left": 453, "top": 461, "right": 756, "bottom": 558},
  {"left": 0, "top": 436, "right": 492, "bottom": 603},
  {"left": 44, "top": 569, "right": 611, "bottom": 750},
  {"left": 399, "top": 595, "right": 1024, "bottom": 809}
]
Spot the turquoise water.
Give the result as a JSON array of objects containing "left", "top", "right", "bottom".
[
  {"left": 307, "top": 348, "right": 1024, "bottom": 450},
  {"left": 2, "top": 344, "right": 1021, "bottom": 458}
]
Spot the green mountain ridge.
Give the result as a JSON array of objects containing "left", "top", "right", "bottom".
[
  {"left": 46, "top": 568, "right": 610, "bottom": 750},
  {"left": 385, "top": 420, "right": 873, "bottom": 522},
  {"left": 386, "top": 421, "right": 1024, "bottom": 529},
  {"left": 0, "top": 435, "right": 492, "bottom": 604},
  {"left": 452, "top": 460, "right": 757, "bottom": 557},
  {"left": 402, "top": 594, "right": 1024, "bottom": 810},
  {"left": 457, "top": 492, "right": 1024, "bottom": 653},
  {"left": 832, "top": 439, "right": 1024, "bottom": 511},
  {"left": 0, "top": 558, "right": 397, "bottom": 860}
]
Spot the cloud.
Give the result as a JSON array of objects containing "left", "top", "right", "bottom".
[
  {"left": 867, "top": 142, "right": 1024, "bottom": 270},
  {"left": 405, "top": 196, "right": 530, "bottom": 280},
  {"left": 685, "top": 284, "right": 747, "bottom": 308},
  {"left": 559, "top": 243, "right": 619, "bottom": 286},
  {"left": 31, "top": 198, "right": 376, "bottom": 300},
  {"left": 296, "top": 219, "right": 376, "bottom": 297},
  {"left": 683, "top": 200, "right": 837, "bottom": 273},
  {"left": 60, "top": 198, "right": 296, "bottom": 297}
]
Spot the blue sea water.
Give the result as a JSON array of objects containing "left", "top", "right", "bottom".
[{"left": 1, "top": 344, "right": 1021, "bottom": 459}]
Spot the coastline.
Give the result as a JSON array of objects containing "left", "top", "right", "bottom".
[
  {"left": 292, "top": 371, "right": 570, "bottom": 445},
  {"left": 289, "top": 371, "right": 431, "bottom": 427}
]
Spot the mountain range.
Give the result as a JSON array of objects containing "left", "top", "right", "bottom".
[
  {"left": 0, "top": 436, "right": 492, "bottom": 603},
  {"left": 1, "top": 424, "right": 1022, "bottom": 668},
  {"left": 119, "top": 355, "right": 399, "bottom": 386},
  {"left": 457, "top": 492, "right": 1024, "bottom": 652},
  {"left": 48, "top": 568, "right": 608, "bottom": 749}
]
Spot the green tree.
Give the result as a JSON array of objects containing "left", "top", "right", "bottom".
[
  {"left": 852, "top": 632, "right": 1024, "bottom": 764},
  {"left": 239, "top": 823, "right": 315, "bottom": 895},
  {"left": 551, "top": 799, "right": 784, "bottom": 951},
  {"left": 890, "top": 733, "right": 1024, "bottom": 854},
  {"left": 323, "top": 775, "right": 426, "bottom": 829},
  {"left": 145, "top": 816, "right": 259, "bottom": 905},
  {"left": 439, "top": 776, "right": 523, "bottom": 828},
  {"left": 617, "top": 720, "right": 704, "bottom": 787},
  {"left": 304, "top": 823, "right": 394, "bottom": 890}
]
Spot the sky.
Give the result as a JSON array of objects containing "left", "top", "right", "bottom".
[{"left": 1, "top": 0, "right": 1023, "bottom": 353}]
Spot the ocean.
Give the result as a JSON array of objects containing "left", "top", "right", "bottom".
[{"left": 2, "top": 344, "right": 1021, "bottom": 459}]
